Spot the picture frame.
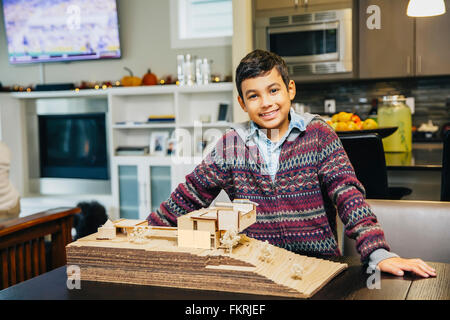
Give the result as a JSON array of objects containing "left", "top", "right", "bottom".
[
  {"left": 149, "top": 131, "right": 169, "bottom": 156},
  {"left": 217, "top": 103, "right": 230, "bottom": 122},
  {"left": 166, "top": 137, "right": 176, "bottom": 156}
]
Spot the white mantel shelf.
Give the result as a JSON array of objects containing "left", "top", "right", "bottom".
[
  {"left": 9, "top": 88, "right": 108, "bottom": 99},
  {"left": 8, "top": 82, "right": 234, "bottom": 99}
]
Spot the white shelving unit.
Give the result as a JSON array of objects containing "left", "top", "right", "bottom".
[
  {"left": 107, "top": 83, "right": 233, "bottom": 220},
  {"left": 4, "top": 83, "right": 234, "bottom": 220}
]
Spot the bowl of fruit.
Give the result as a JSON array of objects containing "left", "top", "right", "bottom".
[{"left": 326, "top": 112, "right": 398, "bottom": 138}]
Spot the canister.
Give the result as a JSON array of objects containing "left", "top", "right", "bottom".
[{"left": 378, "top": 95, "right": 412, "bottom": 152}]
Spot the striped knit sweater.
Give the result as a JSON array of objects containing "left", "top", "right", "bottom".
[{"left": 147, "top": 117, "right": 390, "bottom": 263}]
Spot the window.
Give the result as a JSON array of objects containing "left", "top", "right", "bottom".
[{"left": 170, "top": 0, "right": 233, "bottom": 48}]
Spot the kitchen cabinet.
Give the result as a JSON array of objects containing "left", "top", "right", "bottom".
[
  {"left": 113, "top": 159, "right": 176, "bottom": 220},
  {"left": 117, "top": 164, "right": 140, "bottom": 219},
  {"left": 302, "top": 0, "right": 352, "bottom": 6},
  {"left": 359, "top": 0, "right": 414, "bottom": 78},
  {"left": 415, "top": 1, "right": 450, "bottom": 76},
  {"left": 254, "top": 0, "right": 297, "bottom": 11},
  {"left": 360, "top": 0, "right": 450, "bottom": 79},
  {"left": 254, "top": 0, "right": 351, "bottom": 11}
]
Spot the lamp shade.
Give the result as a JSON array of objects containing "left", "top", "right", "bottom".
[{"left": 407, "top": 0, "right": 446, "bottom": 17}]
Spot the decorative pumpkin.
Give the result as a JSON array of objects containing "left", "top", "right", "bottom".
[
  {"left": 121, "top": 67, "right": 142, "bottom": 86},
  {"left": 142, "top": 68, "right": 158, "bottom": 86}
]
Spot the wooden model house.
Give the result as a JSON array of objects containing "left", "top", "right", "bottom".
[
  {"left": 96, "top": 220, "right": 117, "bottom": 239},
  {"left": 67, "top": 199, "right": 348, "bottom": 299},
  {"left": 177, "top": 199, "right": 258, "bottom": 250},
  {"left": 96, "top": 218, "right": 148, "bottom": 240}
]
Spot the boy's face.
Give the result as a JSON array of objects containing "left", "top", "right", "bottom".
[{"left": 237, "top": 67, "right": 296, "bottom": 141}]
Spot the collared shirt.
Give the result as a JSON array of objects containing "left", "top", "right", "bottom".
[
  {"left": 246, "top": 110, "right": 397, "bottom": 264},
  {"left": 249, "top": 108, "right": 306, "bottom": 182}
]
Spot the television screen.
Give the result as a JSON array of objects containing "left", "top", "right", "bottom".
[
  {"left": 38, "top": 113, "right": 109, "bottom": 180},
  {"left": 2, "top": 0, "right": 121, "bottom": 64}
]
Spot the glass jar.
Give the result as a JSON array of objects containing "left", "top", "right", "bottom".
[{"left": 377, "top": 95, "right": 412, "bottom": 152}]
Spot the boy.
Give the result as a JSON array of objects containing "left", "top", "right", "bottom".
[{"left": 147, "top": 50, "right": 435, "bottom": 278}]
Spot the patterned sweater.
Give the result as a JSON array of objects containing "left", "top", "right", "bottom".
[{"left": 147, "top": 116, "right": 390, "bottom": 263}]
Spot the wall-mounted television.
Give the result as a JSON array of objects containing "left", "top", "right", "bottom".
[{"left": 2, "top": 0, "right": 121, "bottom": 64}]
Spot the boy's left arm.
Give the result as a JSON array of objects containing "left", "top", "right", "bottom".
[{"left": 316, "top": 121, "right": 436, "bottom": 278}]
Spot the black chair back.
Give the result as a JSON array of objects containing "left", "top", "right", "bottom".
[
  {"left": 339, "top": 133, "right": 389, "bottom": 199},
  {"left": 441, "top": 131, "right": 450, "bottom": 201}
]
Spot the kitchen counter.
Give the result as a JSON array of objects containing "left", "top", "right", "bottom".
[
  {"left": 385, "top": 143, "right": 443, "bottom": 171},
  {"left": 385, "top": 143, "right": 443, "bottom": 201}
]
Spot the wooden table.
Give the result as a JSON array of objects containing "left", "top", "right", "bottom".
[{"left": 0, "top": 256, "right": 448, "bottom": 300}]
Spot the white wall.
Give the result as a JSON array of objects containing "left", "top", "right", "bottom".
[
  {"left": 0, "top": 0, "right": 232, "bottom": 87},
  {"left": 232, "top": 0, "right": 253, "bottom": 123}
]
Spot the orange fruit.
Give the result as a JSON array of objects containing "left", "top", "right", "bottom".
[
  {"left": 362, "top": 119, "right": 378, "bottom": 130},
  {"left": 347, "top": 121, "right": 358, "bottom": 131},
  {"left": 337, "top": 112, "right": 353, "bottom": 122},
  {"left": 351, "top": 114, "right": 361, "bottom": 123},
  {"left": 335, "top": 122, "right": 349, "bottom": 131}
]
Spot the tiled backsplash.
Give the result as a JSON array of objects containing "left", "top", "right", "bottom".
[{"left": 294, "top": 76, "right": 450, "bottom": 133}]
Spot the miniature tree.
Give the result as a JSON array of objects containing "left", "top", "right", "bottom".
[
  {"left": 291, "top": 263, "right": 304, "bottom": 280},
  {"left": 258, "top": 240, "right": 274, "bottom": 263},
  {"left": 129, "top": 226, "right": 149, "bottom": 244},
  {"left": 220, "top": 228, "right": 241, "bottom": 254}
]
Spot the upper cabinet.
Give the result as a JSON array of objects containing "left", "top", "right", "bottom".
[
  {"left": 359, "top": 0, "right": 414, "bottom": 79},
  {"left": 415, "top": 5, "right": 450, "bottom": 76},
  {"left": 255, "top": 0, "right": 351, "bottom": 11},
  {"left": 359, "top": 0, "right": 450, "bottom": 79},
  {"left": 255, "top": 0, "right": 297, "bottom": 11}
]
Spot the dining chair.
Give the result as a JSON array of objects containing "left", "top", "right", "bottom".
[
  {"left": 344, "top": 199, "right": 450, "bottom": 263},
  {"left": 0, "top": 207, "right": 80, "bottom": 289},
  {"left": 339, "top": 133, "right": 411, "bottom": 200}
]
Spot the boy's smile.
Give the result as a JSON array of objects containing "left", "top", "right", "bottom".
[{"left": 238, "top": 67, "right": 296, "bottom": 141}]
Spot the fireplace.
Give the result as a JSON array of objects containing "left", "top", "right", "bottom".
[
  {"left": 27, "top": 98, "right": 111, "bottom": 195},
  {"left": 38, "top": 113, "right": 108, "bottom": 180}
]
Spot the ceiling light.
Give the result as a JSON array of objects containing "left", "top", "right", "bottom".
[{"left": 407, "top": 0, "right": 446, "bottom": 17}]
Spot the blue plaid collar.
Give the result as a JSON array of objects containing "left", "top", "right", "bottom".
[{"left": 248, "top": 108, "right": 306, "bottom": 142}]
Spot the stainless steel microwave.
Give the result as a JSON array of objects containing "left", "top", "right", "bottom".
[{"left": 255, "top": 8, "right": 353, "bottom": 79}]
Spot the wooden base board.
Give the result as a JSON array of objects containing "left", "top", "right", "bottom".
[{"left": 66, "top": 233, "right": 347, "bottom": 298}]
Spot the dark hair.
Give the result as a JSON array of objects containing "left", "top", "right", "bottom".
[
  {"left": 73, "top": 201, "right": 108, "bottom": 240},
  {"left": 235, "top": 50, "right": 290, "bottom": 100}
]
